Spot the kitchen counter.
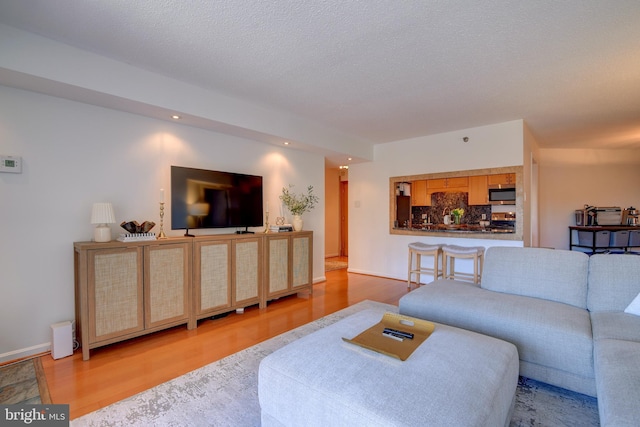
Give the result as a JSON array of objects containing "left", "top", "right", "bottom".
[{"left": 392, "top": 224, "right": 520, "bottom": 240}]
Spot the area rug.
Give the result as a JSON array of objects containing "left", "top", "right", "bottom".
[
  {"left": 71, "top": 300, "right": 599, "bottom": 426},
  {"left": 0, "top": 358, "right": 51, "bottom": 405},
  {"left": 325, "top": 259, "right": 348, "bottom": 271}
]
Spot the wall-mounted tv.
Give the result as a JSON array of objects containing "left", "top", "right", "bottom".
[{"left": 171, "top": 166, "right": 263, "bottom": 232}]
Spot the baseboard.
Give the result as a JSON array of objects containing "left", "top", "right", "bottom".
[
  {"left": 345, "top": 268, "right": 404, "bottom": 282},
  {"left": 0, "top": 342, "right": 51, "bottom": 365},
  {"left": 313, "top": 275, "right": 327, "bottom": 284},
  {"left": 325, "top": 253, "right": 340, "bottom": 258}
]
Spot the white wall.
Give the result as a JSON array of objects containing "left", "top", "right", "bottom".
[
  {"left": 538, "top": 148, "right": 640, "bottom": 250},
  {"left": 348, "top": 120, "right": 525, "bottom": 281},
  {"left": 0, "top": 85, "right": 325, "bottom": 361},
  {"left": 324, "top": 167, "right": 341, "bottom": 258},
  {"left": 523, "top": 123, "right": 542, "bottom": 247}
]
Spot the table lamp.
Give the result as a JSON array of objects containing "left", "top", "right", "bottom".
[{"left": 91, "top": 202, "right": 116, "bottom": 242}]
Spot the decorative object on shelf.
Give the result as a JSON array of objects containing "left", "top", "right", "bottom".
[
  {"left": 120, "top": 220, "right": 156, "bottom": 233},
  {"left": 264, "top": 212, "right": 270, "bottom": 233},
  {"left": 451, "top": 208, "right": 465, "bottom": 225},
  {"left": 280, "top": 185, "right": 319, "bottom": 231},
  {"left": 291, "top": 215, "right": 303, "bottom": 232},
  {"left": 269, "top": 224, "right": 293, "bottom": 232},
  {"left": 117, "top": 233, "right": 157, "bottom": 242},
  {"left": 158, "top": 188, "right": 167, "bottom": 239},
  {"left": 91, "top": 202, "right": 116, "bottom": 243}
]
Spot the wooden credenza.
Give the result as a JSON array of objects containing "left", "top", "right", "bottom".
[{"left": 74, "top": 231, "right": 313, "bottom": 360}]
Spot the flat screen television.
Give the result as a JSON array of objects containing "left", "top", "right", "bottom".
[{"left": 171, "top": 166, "right": 263, "bottom": 232}]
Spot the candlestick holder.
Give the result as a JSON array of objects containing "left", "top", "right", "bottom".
[
  {"left": 264, "top": 211, "right": 270, "bottom": 233},
  {"left": 158, "top": 202, "right": 168, "bottom": 239}
]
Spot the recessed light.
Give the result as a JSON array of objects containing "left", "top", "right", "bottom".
[
  {"left": 283, "top": 142, "right": 290, "bottom": 145},
  {"left": 348, "top": 157, "right": 352, "bottom": 161},
  {"left": 171, "top": 115, "right": 181, "bottom": 120}
]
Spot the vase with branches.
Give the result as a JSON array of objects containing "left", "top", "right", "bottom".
[{"left": 280, "top": 185, "right": 319, "bottom": 230}]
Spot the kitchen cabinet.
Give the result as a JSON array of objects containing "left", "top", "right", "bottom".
[
  {"left": 74, "top": 238, "right": 193, "bottom": 360},
  {"left": 427, "top": 178, "right": 447, "bottom": 189},
  {"left": 411, "top": 180, "right": 430, "bottom": 206},
  {"left": 264, "top": 231, "right": 313, "bottom": 304},
  {"left": 488, "top": 173, "right": 516, "bottom": 185},
  {"left": 468, "top": 175, "right": 489, "bottom": 205},
  {"left": 426, "top": 177, "right": 469, "bottom": 200},
  {"left": 427, "top": 177, "right": 469, "bottom": 192}
]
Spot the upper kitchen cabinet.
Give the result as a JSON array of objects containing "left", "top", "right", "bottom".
[
  {"left": 427, "top": 177, "right": 469, "bottom": 192},
  {"left": 411, "top": 180, "right": 430, "bottom": 206},
  {"left": 468, "top": 175, "right": 489, "bottom": 205},
  {"left": 488, "top": 173, "right": 516, "bottom": 186}
]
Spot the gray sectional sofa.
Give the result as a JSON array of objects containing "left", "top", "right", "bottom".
[{"left": 398, "top": 246, "right": 640, "bottom": 427}]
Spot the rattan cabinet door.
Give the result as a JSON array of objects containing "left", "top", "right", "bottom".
[
  {"left": 266, "top": 235, "right": 290, "bottom": 297},
  {"left": 292, "top": 232, "right": 313, "bottom": 289},
  {"left": 194, "top": 240, "right": 232, "bottom": 315},
  {"left": 233, "top": 238, "right": 261, "bottom": 306},
  {"left": 145, "top": 243, "right": 191, "bottom": 329},
  {"left": 88, "top": 247, "right": 144, "bottom": 343}
]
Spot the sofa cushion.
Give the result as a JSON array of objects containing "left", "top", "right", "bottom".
[
  {"left": 399, "top": 281, "right": 594, "bottom": 384},
  {"left": 481, "top": 247, "right": 589, "bottom": 308},
  {"left": 590, "top": 311, "right": 640, "bottom": 342},
  {"left": 587, "top": 254, "right": 640, "bottom": 312},
  {"left": 593, "top": 339, "right": 640, "bottom": 426}
]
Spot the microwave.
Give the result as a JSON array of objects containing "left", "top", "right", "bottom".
[{"left": 488, "top": 184, "right": 516, "bottom": 205}]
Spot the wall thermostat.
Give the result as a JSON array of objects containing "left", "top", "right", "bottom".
[{"left": 0, "top": 155, "right": 22, "bottom": 173}]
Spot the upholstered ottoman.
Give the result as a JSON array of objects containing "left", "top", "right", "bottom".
[{"left": 258, "top": 308, "right": 519, "bottom": 427}]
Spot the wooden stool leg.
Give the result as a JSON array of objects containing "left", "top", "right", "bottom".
[
  {"left": 442, "top": 253, "right": 447, "bottom": 279},
  {"left": 407, "top": 250, "right": 413, "bottom": 288},
  {"left": 473, "top": 254, "right": 478, "bottom": 284},
  {"left": 416, "top": 254, "right": 421, "bottom": 285}
]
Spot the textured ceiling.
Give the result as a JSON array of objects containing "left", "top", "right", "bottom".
[{"left": 1, "top": 0, "right": 640, "bottom": 151}]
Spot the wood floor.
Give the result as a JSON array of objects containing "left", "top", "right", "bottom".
[{"left": 41, "top": 267, "right": 409, "bottom": 420}]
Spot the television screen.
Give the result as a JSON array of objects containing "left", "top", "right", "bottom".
[{"left": 171, "top": 166, "right": 263, "bottom": 231}]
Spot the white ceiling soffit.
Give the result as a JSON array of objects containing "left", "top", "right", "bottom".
[{"left": 0, "top": 0, "right": 639, "bottom": 154}]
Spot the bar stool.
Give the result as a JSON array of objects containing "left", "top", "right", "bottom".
[
  {"left": 442, "top": 245, "right": 485, "bottom": 284},
  {"left": 408, "top": 242, "right": 443, "bottom": 288}
]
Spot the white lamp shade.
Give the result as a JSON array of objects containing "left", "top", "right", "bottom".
[{"left": 91, "top": 203, "right": 116, "bottom": 225}]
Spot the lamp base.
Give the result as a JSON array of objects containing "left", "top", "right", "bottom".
[{"left": 94, "top": 225, "right": 112, "bottom": 242}]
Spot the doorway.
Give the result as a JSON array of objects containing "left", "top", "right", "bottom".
[
  {"left": 340, "top": 181, "right": 349, "bottom": 257},
  {"left": 324, "top": 166, "right": 348, "bottom": 272}
]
